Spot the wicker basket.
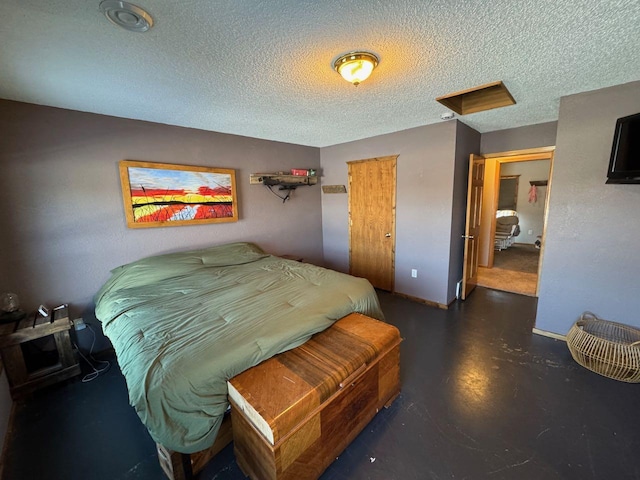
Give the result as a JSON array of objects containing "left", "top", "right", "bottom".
[{"left": 566, "top": 312, "right": 640, "bottom": 383}]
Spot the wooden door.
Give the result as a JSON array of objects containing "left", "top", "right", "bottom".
[
  {"left": 462, "top": 154, "right": 485, "bottom": 299},
  {"left": 348, "top": 156, "right": 397, "bottom": 291}
]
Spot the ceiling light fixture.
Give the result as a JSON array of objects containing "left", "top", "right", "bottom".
[
  {"left": 333, "top": 52, "right": 379, "bottom": 86},
  {"left": 99, "top": 0, "right": 154, "bottom": 33}
]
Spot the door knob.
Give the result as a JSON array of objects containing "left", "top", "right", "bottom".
[
  {"left": 385, "top": 233, "right": 391, "bottom": 237},
  {"left": 461, "top": 235, "right": 474, "bottom": 239}
]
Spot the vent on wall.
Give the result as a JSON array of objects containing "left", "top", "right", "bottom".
[{"left": 436, "top": 81, "right": 516, "bottom": 115}]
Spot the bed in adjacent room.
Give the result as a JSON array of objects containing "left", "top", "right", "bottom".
[{"left": 94, "top": 242, "right": 384, "bottom": 456}]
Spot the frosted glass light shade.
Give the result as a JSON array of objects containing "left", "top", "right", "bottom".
[{"left": 334, "top": 52, "right": 379, "bottom": 86}]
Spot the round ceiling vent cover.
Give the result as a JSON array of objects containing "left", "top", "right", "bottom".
[{"left": 99, "top": 1, "right": 153, "bottom": 32}]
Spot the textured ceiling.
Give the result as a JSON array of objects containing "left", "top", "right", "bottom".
[{"left": 0, "top": 0, "right": 638, "bottom": 147}]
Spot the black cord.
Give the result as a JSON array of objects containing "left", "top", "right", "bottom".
[{"left": 266, "top": 185, "right": 291, "bottom": 203}]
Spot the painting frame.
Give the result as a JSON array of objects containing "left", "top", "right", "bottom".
[{"left": 119, "top": 160, "right": 238, "bottom": 228}]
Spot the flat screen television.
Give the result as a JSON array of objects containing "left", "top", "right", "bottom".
[{"left": 606, "top": 112, "right": 640, "bottom": 184}]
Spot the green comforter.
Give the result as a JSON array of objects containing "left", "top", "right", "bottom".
[{"left": 94, "top": 242, "right": 383, "bottom": 453}]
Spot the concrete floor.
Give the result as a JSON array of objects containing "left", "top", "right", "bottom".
[{"left": 3, "top": 287, "right": 640, "bottom": 479}]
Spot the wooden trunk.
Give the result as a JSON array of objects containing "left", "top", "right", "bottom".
[{"left": 228, "top": 313, "right": 401, "bottom": 480}]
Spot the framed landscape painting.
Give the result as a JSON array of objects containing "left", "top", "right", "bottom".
[{"left": 119, "top": 160, "right": 238, "bottom": 228}]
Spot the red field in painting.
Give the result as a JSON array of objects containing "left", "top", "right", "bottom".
[{"left": 130, "top": 186, "right": 233, "bottom": 223}]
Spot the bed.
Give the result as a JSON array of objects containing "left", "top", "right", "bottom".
[{"left": 94, "top": 242, "right": 383, "bottom": 455}]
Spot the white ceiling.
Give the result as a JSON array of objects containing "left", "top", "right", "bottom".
[{"left": 1, "top": 0, "right": 638, "bottom": 147}]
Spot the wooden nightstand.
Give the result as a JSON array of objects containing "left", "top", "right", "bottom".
[{"left": 0, "top": 306, "right": 80, "bottom": 399}]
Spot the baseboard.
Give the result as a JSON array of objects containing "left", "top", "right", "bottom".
[
  {"left": 393, "top": 292, "right": 448, "bottom": 310},
  {"left": 532, "top": 327, "right": 566, "bottom": 342}
]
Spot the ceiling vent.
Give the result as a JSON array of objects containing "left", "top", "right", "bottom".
[
  {"left": 436, "top": 81, "right": 515, "bottom": 115},
  {"left": 99, "top": 1, "right": 153, "bottom": 33}
]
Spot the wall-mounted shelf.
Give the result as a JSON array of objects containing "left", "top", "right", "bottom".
[
  {"left": 250, "top": 172, "right": 318, "bottom": 203},
  {"left": 529, "top": 180, "right": 548, "bottom": 187},
  {"left": 250, "top": 173, "right": 318, "bottom": 187}
]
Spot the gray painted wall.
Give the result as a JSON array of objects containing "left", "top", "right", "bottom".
[
  {"left": 500, "top": 160, "right": 550, "bottom": 244},
  {"left": 4, "top": 83, "right": 638, "bottom": 449},
  {"left": 0, "top": 100, "right": 323, "bottom": 317},
  {"left": 320, "top": 120, "right": 473, "bottom": 306},
  {"left": 481, "top": 121, "right": 558, "bottom": 154},
  {"left": 536, "top": 81, "right": 640, "bottom": 333},
  {"left": 449, "top": 122, "right": 481, "bottom": 300}
]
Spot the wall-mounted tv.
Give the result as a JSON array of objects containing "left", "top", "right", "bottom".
[{"left": 606, "top": 112, "right": 640, "bottom": 184}]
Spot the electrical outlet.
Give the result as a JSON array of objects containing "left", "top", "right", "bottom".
[
  {"left": 73, "top": 318, "right": 86, "bottom": 331},
  {"left": 411, "top": 269, "right": 418, "bottom": 278},
  {"left": 528, "top": 229, "right": 533, "bottom": 235}
]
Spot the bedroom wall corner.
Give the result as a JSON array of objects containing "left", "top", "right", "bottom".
[
  {"left": 476, "top": 122, "right": 559, "bottom": 266},
  {"left": 0, "top": 100, "right": 323, "bottom": 318},
  {"left": 320, "top": 121, "right": 460, "bottom": 306},
  {"left": 536, "top": 80, "right": 640, "bottom": 334},
  {"left": 449, "top": 122, "right": 481, "bottom": 302},
  {"left": 480, "top": 121, "right": 558, "bottom": 154}
]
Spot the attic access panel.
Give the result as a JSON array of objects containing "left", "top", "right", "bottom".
[{"left": 436, "top": 81, "right": 516, "bottom": 115}]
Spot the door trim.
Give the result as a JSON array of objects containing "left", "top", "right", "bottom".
[
  {"left": 482, "top": 146, "right": 555, "bottom": 159},
  {"left": 482, "top": 146, "right": 555, "bottom": 296},
  {"left": 462, "top": 154, "right": 485, "bottom": 299}
]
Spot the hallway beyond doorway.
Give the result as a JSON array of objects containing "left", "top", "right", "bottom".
[
  {"left": 494, "top": 244, "right": 540, "bottom": 273},
  {"left": 478, "top": 244, "right": 540, "bottom": 296}
]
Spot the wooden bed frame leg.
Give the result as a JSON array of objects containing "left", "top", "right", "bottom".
[
  {"left": 156, "top": 413, "right": 233, "bottom": 480},
  {"left": 157, "top": 444, "right": 193, "bottom": 480}
]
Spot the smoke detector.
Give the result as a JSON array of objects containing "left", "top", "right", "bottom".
[{"left": 99, "top": 1, "right": 153, "bottom": 32}]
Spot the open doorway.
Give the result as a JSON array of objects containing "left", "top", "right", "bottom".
[{"left": 475, "top": 148, "right": 554, "bottom": 297}]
